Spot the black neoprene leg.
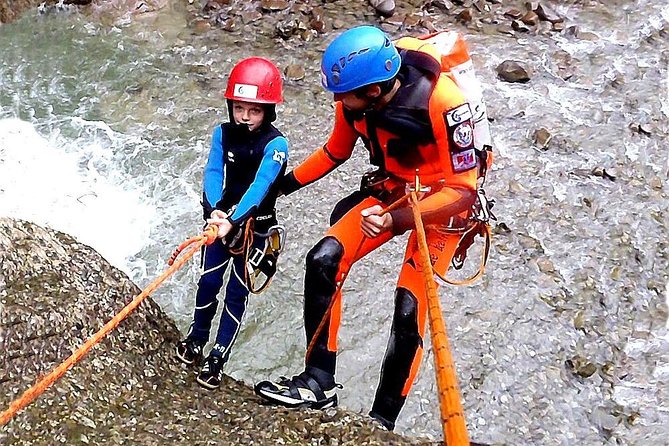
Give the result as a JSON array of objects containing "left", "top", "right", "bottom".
[
  {"left": 370, "top": 287, "right": 422, "bottom": 430},
  {"left": 303, "top": 236, "right": 344, "bottom": 377}
]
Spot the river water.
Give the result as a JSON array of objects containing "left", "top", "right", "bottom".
[{"left": 0, "top": 1, "right": 667, "bottom": 444}]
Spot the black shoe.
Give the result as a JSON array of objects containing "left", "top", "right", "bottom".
[
  {"left": 175, "top": 338, "right": 205, "bottom": 366},
  {"left": 254, "top": 370, "right": 341, "bottom": 409},
  {"left": 196, "top": 354, "right": 224, "bottom": 390},
  {"left": 369, "top": 410, "right": 396, "bottom": 431}
]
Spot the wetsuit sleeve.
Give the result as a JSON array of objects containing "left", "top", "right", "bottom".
[
  {"left": 227, "top": 136, "right": 289, "bottom": 225},
  {"left": 202, "top": 125, "right": 225, "bottom": 219},
  {"left": 390, "top": 76, "right": 478, "bottom": 233},
  {"left": 281, "top": 102, "right": 359, "bottom": 195}
]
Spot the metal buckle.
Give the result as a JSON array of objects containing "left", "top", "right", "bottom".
[
  {"left": 472, "top": 188, "right": 496, "bottom": 223},
  {"left": 405, "top": 171, "right": 431, "bottom": 195}
]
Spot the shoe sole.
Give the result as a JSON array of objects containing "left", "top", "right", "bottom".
[
  {"left": 196, "top": 376, "right": 220, "bottom": 390},
  {"left": 255, "top": 387, "right": 337, "bottom": 409},
  {"left": 175, "top": 347, "right": 196, "bottom": 366}
]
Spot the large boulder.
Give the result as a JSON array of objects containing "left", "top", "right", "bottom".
[{"left": 0, "top": 217, "right": 427, "bottom": 445}]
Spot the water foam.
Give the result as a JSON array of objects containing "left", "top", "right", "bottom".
[{"left": 0, "top": 117, "right": 154, "bottom": 275}]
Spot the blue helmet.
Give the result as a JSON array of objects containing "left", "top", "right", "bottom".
[{"left": 321, "top": 26, "right": 401, "bottom": 94}]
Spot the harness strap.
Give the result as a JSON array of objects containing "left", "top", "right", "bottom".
[{"left": 435, "top": 221, "right": 491, "bottom": 286}]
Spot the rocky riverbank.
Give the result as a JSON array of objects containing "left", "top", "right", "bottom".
[{"left": 0, "top": 217, "right": 433, "bottom": 445}]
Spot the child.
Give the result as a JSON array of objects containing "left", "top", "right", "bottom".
[{"left": 175, "top": 57, "right": 288, "bottom": 390}]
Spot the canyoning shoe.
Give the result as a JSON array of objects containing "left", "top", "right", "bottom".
[
  {"left": 175, "top": 337, "right": 205, "bottom": 366},
  {"left": 196, "top": 354, "right": 225, "bottom": 390},
  {"left": 254, "top": 370, "right": 341, "bottom": 409},
  {"left": 369, "top": 410, "right": 396, "bottom": 431}
]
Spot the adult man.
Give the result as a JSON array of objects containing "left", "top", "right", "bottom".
[{"left": 254, "top": 25, "right": 482, "bottom": 431}]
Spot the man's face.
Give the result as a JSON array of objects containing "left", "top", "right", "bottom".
[
  {"left": 333, "top": 90, "right": 374, "bottom": 112},
  {"left": 232, "top": 101, "right": 265, "bottom": 131}
]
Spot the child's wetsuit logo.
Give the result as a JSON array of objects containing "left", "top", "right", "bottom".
[{"left": 272, "top": 149, "right": 286, "bottom": 164}]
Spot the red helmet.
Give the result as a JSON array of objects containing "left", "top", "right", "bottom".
[{"left": 224, "top": 57, "right": 283, "bottom": 104}]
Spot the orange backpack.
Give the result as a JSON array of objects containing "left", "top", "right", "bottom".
[
  {"left": 397, "top": 31, "right": 495, "bottom": 285},
  {"left": 396, "top": 31, "right": 493, "bottom": 178}
]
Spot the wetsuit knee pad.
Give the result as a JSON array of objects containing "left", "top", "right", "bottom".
[
  {"left": 304, "top": 237, "right": 345, "bottom": 374},
  {"left": 305, "top": 237, "right": 344, "bottom": 297},
  {"left": 393, "top": 288, "right": 421, "bottom": 339}
]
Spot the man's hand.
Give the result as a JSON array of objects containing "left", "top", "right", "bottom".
[
  {"left": 207, "top": 210, "right": 233, "bottom": 239},
  {"left": 361, "top": 205, "right": 393, "bottom": 238}
]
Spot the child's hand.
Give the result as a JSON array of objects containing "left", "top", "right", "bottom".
[
  {"left": 214, "top": 219, "right": 234, "bottom": 239},
  {"left": 209, "top": 210, "right": 228, "bottom": 221},
  {"left": 207, "top": 210, "right": 234, "bottom": 239}
]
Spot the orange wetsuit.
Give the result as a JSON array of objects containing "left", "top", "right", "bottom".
[{"left": 281, "top": 47, "right": 479, "bottom": 429}]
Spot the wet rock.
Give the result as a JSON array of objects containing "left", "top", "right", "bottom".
[
  {"left": 504, "top": 8, "right": 522, "bottom": 19},
  {"left": 629, "top": 122, "right": 653, "bottom": 136},
  {"left": 565, "top": 355, "right": 598, "bottom": 378},
  {"left": 217, "top": 16, "right": 237, "bottom": 32},
  {"left": 551, "top": 21, "right": 565, "bottom": 32},
  {"left": 420, "top": 17, "right": 439, "bottom": 33},
  {"left": 309, "top": 16, "right": 327, "bottom": 33},
  {"left": 260, "top": 0, "right": 289, "bottom": 12},
  {"left": 0, "top": 217, "right": 426, "bottom": 445},
  {"left": 552, "top": 49, "right": 575, "bottom": 80},
  {"left": 457, "top": 8, "right": 474, "bottom": 24},
  {"left": 511, "top": 20, "right": 531, "bottom": 33},
  {"left": 240, "top": 9, "right": 262, "bottom": 24},
  {"left": 332, "top": 18, "right": 345, "bottom": 29},
  {"left": 275, "top": 18, "right": 301, "bottom": 39},
  {"left": 191, "top": 18, "right": 211, "bottom": 33},
  {"left": 535, "top": 3, "right": 562, "bottom": 24},
  {"left": 520, "top": 11, "right": 539, "bottom": 26},
  {"left": 473, "top": 0, "right": 489, "bottom": 13},
  {"left": 369, "top": 0, "right": 396, "bottom": 18},
  {"left": 590, "top": 167, "right": 617, "bottom": 182},
  {"left": 496, "top": 60, "right": 531, "bottom": 83},
  {"left": 284, "top": 64, "right": 306, "bottom": 81},
  {"left": 431, "top": 0, "right": 454, "bottom": 12},
  {"left": 532, "top": 127, "right": 552, "bottom": 149}
]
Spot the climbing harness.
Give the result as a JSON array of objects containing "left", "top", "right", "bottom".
[
  {"left": 1, "top": 225, "right": 218, "bottom": 427},
  {"left": 246, "top": 225, "right": 285, "bottom": 294},
  {"left": 435, "top": 147, "right": 496, "bottom": 286},
  {"left": 212, "top": 215, "right": 285, "bottom": 295}
]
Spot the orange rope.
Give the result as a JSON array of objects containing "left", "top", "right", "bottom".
[
  {"left": 409, "top": 190, "right": 470, "bottom": 445},
  {"left": 0, "top": 225, "right": 218, "bottom": 427}
]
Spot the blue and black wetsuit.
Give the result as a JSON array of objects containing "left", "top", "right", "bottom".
[{"left": 189, "top": 121, "right": 288, "bottom": 361}]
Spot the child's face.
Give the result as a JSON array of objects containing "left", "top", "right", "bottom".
[{"left": 231, "top": 101, "right": 265, "bottom": 131}]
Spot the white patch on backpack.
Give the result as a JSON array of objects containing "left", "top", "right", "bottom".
[
  {"left": 453, "top": 121, "right": 473, "bottom": 148},
  {"left": 227, "top": 151, "right": 235, "bottom": 163},
  {"left": 272, "top": 149, "right": 286, "bottom": 164},
  {"left": 445, "top": 103, "right": 473, "bottom": 127},
  {"left": 452, "top": 149, "right": 477, "bottom": 172}
]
